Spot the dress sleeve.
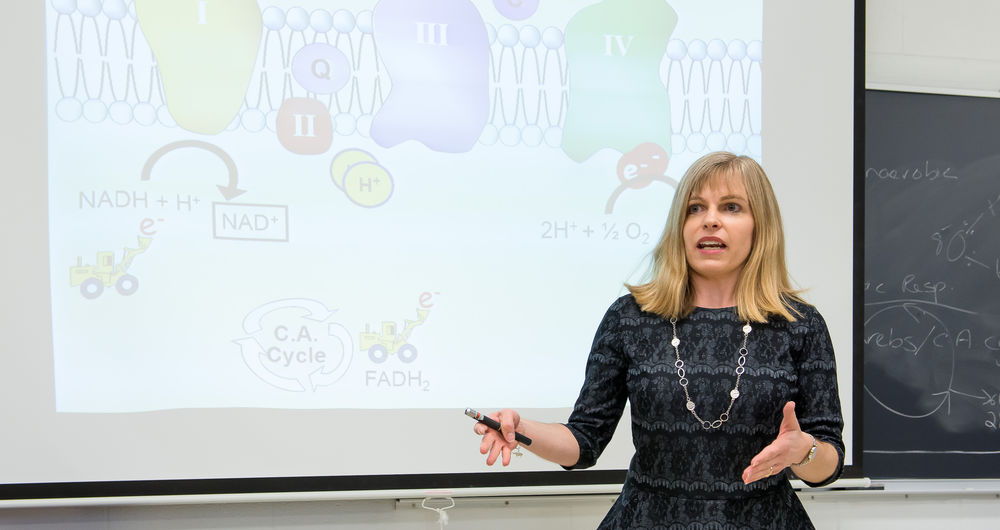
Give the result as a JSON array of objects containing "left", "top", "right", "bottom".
[
  {"left": 561, "top": 297, "right": 630, "bottom": 470},
  {"left": 794, "top": 307, "right": 846, "bottom": 487}
]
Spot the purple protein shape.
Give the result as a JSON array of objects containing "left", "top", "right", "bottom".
[
  {"left": 494, "top": 0, "right": 539, "bottom": 21},
  {"left": 370, "top": 0, "right": 489, "bottom": 153},
  {"left": 292, "top": 43, "right": 351, "bottom": 94}
]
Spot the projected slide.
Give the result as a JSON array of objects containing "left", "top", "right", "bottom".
[{"left": 47, "top": 0, "right": 762, "bottom": 412}]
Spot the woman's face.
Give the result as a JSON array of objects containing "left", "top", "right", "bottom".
[{"left": 682, "top": 174, "right": 755, "bottom": 285}]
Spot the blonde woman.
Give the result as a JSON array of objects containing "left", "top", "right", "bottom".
[{"left": 474, "top": 151, "right": 844, "bottom": 528}]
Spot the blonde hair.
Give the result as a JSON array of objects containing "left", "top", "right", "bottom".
[{"left": 626, "top": 151, "right": 803, "bottom": 322}]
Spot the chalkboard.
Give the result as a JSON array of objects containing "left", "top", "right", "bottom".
[{"left": 864, "top": 89, "right": 1000, "bottom": 479}]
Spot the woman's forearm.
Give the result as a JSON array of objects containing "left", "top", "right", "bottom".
[
  {"left": 790, "top": 436, "right": 839, "bottom": 485},
  {"left": 516, "top": 419, "right": 581, "bottom": 468}
]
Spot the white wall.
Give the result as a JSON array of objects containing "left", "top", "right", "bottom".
[
  {"left": 3, "top": 0, "right": 1000, "bottom": 528},
  {"left": 867, "top": 0, "right": 1000, "bottom": 96}
]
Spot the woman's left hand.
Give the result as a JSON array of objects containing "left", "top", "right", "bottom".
[{"left": 741, "top": 401, "right": 811, "bottom": 484}]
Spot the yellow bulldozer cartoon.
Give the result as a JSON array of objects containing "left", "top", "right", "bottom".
[
  {"left": 70, "top": 236, "right": 152, "bottom": 299},
  {"left": 359, "top": 308, "right": 429, "bottom": 363}
]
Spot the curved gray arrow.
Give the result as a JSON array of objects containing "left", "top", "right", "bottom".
[{"left": 141, "top": 140, "right": 246, "bottom": 200}]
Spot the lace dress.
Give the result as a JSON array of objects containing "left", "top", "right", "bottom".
[{"left": 564, "top": 295, "right": 845, "bottom": 529}]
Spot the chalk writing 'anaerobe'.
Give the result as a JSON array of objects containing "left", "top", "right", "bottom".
[{"left": 865, "top": 161, "right": 958, "bottom": 182}]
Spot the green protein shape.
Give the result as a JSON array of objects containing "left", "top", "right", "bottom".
[
  {"left": 561, "top": 0, "right": 677, "bottom": 163},
  {"left": 136, "top": 0, "right": 262, "bottom": 135}
]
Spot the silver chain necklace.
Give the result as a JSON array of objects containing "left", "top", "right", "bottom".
[{"left": 669, "top": 317, "right": 751, "bottom": 430}]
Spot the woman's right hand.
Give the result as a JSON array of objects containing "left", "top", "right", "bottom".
[{"left": 474, "top": 408, "right": 522, "bottom": 466}]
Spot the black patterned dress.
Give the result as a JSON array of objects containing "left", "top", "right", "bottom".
[{"left": 563, "top": 295, "right": 844, "bottom": 529}]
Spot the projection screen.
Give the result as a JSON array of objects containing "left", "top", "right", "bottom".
[{"left": 0, "top": 0, "right": 856, "bottom": 500}]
